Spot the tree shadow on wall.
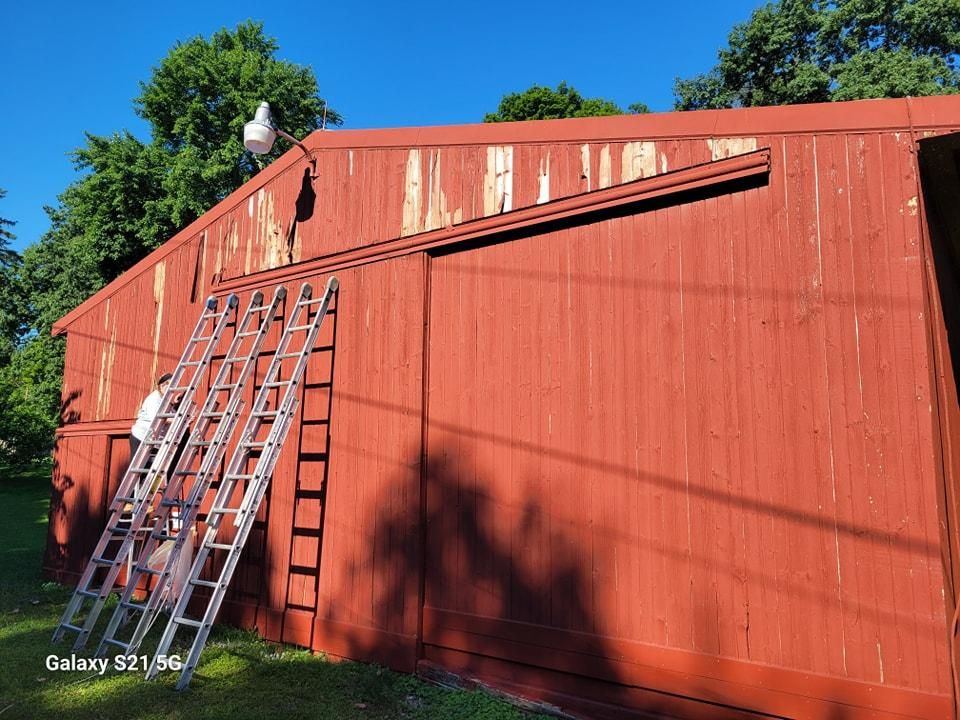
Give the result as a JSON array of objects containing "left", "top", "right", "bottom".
[
  {"left": 42, "top": 388, "right": 90, "bottom": 583},
  {"left": 329, "top": 442, "right": 766, "bottom": 720}
]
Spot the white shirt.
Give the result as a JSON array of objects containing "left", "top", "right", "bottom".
[{"left": 131, "top": 390, "right": 163, "bottom": 441}]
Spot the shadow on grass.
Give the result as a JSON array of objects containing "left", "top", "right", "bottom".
[{"left": 3, "top": 621, "right": 544, "bottom": 720}]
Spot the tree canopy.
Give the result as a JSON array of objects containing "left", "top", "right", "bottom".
[
  {"left": 0, "top": 21, "right": 337, "bottom": 465},
  {"left": 485, "top": 82, "right": 649, "bottom": 122},
  {"left": 674, "top": 0, "right": 960, "bottom": 109}
]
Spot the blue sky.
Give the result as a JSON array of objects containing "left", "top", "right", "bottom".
[{"left": 0, "top": 1, "right": 763, "bottom": 254}]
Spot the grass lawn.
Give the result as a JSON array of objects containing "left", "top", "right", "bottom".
[{"left": 0, "top": 462, "right": 553, "bottom": 720}]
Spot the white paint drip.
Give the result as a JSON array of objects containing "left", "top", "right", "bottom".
[
  {"left": 537, "top": 153, "right": 551, "bottom": 204},
  {"left": 580, "top": 144, "right": 591, "bottom": 192},
  {"left": 812, "top": 137, "right": 847, "bottom": 675}
]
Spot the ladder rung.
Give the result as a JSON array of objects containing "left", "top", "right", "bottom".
[
  {"left": 206, "top": 542, "right": 233, "bottom": 551},
  {"left": 168, "top": 386, "right": 191, "bottom": 393},
  {"left": 150, "top": 532, "right": 174, "bottom": 542},
  {"left": 193, "top": 335, "right": 213, "bottom": 342},
  {"left": 102, "top": 637, "right": 131, "bottom": 650},
  {"left": 190, "top": 440, "right": 213, "bottom": 447},
  {"left": 254, "top": 410, "right": 279, "bottom": 418},
  {"left": 59, "top": 622, "right": 83, "bottom": 633},
  {"left": 91, "top": 555, "right": 115, "bottom": 566},
  {"left": 107, "top": 525, "right": 129, "bottom": 535},
  {"left": 182, "top": 360, "right": 203, "bottom": 367},
  {"left": 174, "top": 469, "right": 198, "bottom": 476},
  {"left": 262, "top": 381, "right": 289, "bottom": 388},
  {"left": 274, "top": 352, "right": 303, "bottom": 360},
  {"left": 203, "top": 411, "right": 227, "bottom": 418},
  {"left": 174, "top": 616, "right": 204, "bottom": 628},
  {"left": 156, "top": 412, "right": 179, "bottom": 419},
  {"left": 114, "top": 495, "right": 136, "bottom": 504},
  {"left": 190, "top": 578, "right": 219, "bottom": 589},
  {"left": 285, "top": 324, "right": 313, "bottom": 332},
  {"left": 120, "top": 600, "right": 147, "bottom": 612},
  {"left": 225, "top": 473, "right": 254, "bottom": 481},
  {"left": 243, "top": 441, "right": 267, "bottom": 449},
  {"left": 236, "top": 330, "right": 261, "bottom": 338},
  {"left": 210, "top": 506, "right": 240, "bottom": 515},
  {"left": 211, "top": 383, "right": 238, "bottom": 391},
  {"left": 135, "top": 565, "right": 161, "bottom": 576},
  {"left": 128, "top": 467, "right": 153, "bottom": 474},
  {"left": 159, "top": 499, "right": 186, "bottom": 508},
  {"left": 77, "top": 589, "right": 100, "bottom": 599}
]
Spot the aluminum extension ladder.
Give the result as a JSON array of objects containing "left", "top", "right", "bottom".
[
  {"left": 147, "top": 277, "right": 338, "bottom": 690},
  {"left": 52, "top": 294, "right": 239, "bottom": 650},
  {"left": 93, "top": 287, "right": 288, "bottom": 659}
]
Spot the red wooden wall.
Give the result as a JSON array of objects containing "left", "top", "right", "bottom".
[{"left": 44, "top": 98, "right": 960, "bottom": 719}]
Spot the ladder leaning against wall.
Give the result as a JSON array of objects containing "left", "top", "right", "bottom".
[{"left": 51, "top": 276, "right": 339, "bottom": 692}]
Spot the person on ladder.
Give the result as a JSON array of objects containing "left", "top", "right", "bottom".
[
  {"left": 126, "top": 373, "right": 186, "bottom": 518},
  {"left": 129, "top": 372, "right": 173, "bottom": 461}
]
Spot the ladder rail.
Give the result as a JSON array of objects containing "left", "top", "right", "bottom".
[
  {"left": 52, "top": 293, "right": 239, "bottom": 650},
  {"left": 147, "top": 277, "right": 338, "bottom": 688},
  {"left": 94, "top": 288, "right": 288, "bottom": 657}
]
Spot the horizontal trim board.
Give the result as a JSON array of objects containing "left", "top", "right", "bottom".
[
  {"left": 422, "top": 608, "right": 950, "bottom": 720},
  {"left": 214, "top": 149, "right": 770, "bottom": 295},
  {"left": 56, "top": 419, "right": 133, "bottom": 437},
  {"left": 423, "top": 646, "right": 785, "bottom": 720}
]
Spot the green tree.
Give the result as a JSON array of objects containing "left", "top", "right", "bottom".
[
  {"left": 137, "top": 20, "right": 342, "bottom": 226},
  {"left": 2, "top": 21, "right": 337, "bottom": 464},
  {"left": 485, "top": 82, "right": 649, "bottom": 122},
  {"left": 0, "top": 189, "right": 24, "bottom": 367},
  {"left": 674, "top": 0, "right": 960, "bottom": 110}
]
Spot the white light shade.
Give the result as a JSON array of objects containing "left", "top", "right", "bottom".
[
  {"left": 244, "top": 102, "right": 278, "bottom": 154},
  {"left": 244, "top": 121, "right": 276, "bottom": 153}
]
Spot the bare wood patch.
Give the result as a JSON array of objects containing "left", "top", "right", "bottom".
[
  {"left": 621, "top": 141, "right": 656, "bottom": 182},
  {"left": 402, "top": 148, "right": 423, "bottom": 237},
  {"left": 598, "top": 144, "right": 612, "bottom": 189},
  {"left": 707, "top": 137, "right": 758, "bottom": 160},
  {"left": 484, "top": 146, "right": 513, "bottom": 216},
  {"left": 150, "top": 261, "right": 166, "bottom": 382}
]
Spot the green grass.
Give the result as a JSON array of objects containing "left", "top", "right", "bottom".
[{"left": 0, "top": 462, "right": 552, "bottom": 720}]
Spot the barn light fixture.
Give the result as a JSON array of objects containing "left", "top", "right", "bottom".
[{"left": 243, "top": 102, "right": 308, "bottom": 156}]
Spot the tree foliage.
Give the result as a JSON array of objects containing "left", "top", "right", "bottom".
[
  {"left": 1, "top": 21, "right": 337, "bottom": 465},
  {"left": 0, "top": 189, "right": 24, "bottom": 367},
  {"left": 485, "top": 82, "right": 649, "bottom": 122},
  {"left": 674, "top": 0, "right": 960, "bottom": 109}
]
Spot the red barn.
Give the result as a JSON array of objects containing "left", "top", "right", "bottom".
[{"left": 45, "top": 96, "right": 960, "bottom": 719}]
